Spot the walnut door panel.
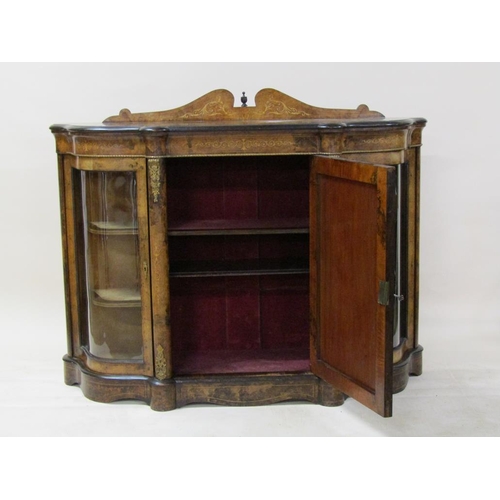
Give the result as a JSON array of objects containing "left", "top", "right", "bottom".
[{"left": 310, "top": 156, "right": 396, "bottom": 417}]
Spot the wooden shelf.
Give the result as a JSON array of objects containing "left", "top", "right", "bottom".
[
  {"left": 169, "top": 258, "right": 309, "bottom": 278},
  {"left": 89, "top": 221, "right": 138, "bottom": 235},
  {"left": 92, "top": 288, "right": 141, "bottom": 308},
  {"left": 168, "top": 218, "right": 309, "bottom": 236}
]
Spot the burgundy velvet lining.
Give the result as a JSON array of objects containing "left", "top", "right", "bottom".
[
  {"left": 169, "top": 234, "right": 309, "bottom": 262},
  {"left": 170, "top": 275, "right": 310, "bottom": 375},
  {"left": 167, "top": 156, "right": 309, "bottom": 225},
  {"left": 167, "top": 156, "right": 310, "bottom": 376},
  {"left": 174, "top": 349, "right": 310, "bottom": 376}
]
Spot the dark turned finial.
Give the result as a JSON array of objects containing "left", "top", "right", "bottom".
[{"left": 241, "top": 92, "right": 248, "bottom": 107}]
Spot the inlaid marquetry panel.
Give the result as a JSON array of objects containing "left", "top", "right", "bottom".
[
  {"left": 104, "top": 88, "right": 384, "bottom": 123},
  {"left": 167, "top": 132, "right": 320, "bottom": 156}
]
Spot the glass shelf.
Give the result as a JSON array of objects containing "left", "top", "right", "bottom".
[
  {"left": 88, "top": 221, "right": 138, "bottom": 235},
  {"left": 92, "top": 288, "right": 141, "bottom": 308}
]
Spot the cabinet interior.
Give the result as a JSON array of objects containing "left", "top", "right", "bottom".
[
  {"left": 166, "top": 155, "right": 311, "bottom": 375},
  {"left": 74, "top": 156, "right": 404, "bottom": 376}
]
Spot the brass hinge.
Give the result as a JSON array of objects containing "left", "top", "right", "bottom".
[{"left": 378, "top": 280, "right": 390, "bottom": 306}]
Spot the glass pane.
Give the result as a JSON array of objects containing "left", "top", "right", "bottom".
[
  {"left": 394, "top": 163, "right": 403, "bottom": 348},
  {"left": 81, "top": 171, "right": 143, "bottom": 360}
]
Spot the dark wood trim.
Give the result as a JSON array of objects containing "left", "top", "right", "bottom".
[
  {"left": 399, "top": 161, "right": 409, "bottom": 349},
  {"left": 57, "top": 155, "right": 73, "bottom": 356},
  {"left": 63, "top": 156, "right": 83, "bottom": 358},
  {"left": 393, "top": 345, "right": 423, "bottom": 393},
  {"left": 175, "top": 373, "right": 343, "bottom": 408},
  {"left": 72, "top": 167, "right": 90, "bottom": 358},
  {"left": 63, "top": 356, "right": 344, "bottom": 411},
  {"left": 64, "top": 349, "right": 422, "bottom": 410},
  {"left": 63, "top": 355, "right": 176, "bottom": 411},
  {"left": 414, "top": 147, "right": 421, "bottom": 348},
  {"left": 405, "top": 147, "right": 421, "bottom": 350}
]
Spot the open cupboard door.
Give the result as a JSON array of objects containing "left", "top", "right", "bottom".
[{"left": 310, "top": 156, "right": 397, "bottom": 417}]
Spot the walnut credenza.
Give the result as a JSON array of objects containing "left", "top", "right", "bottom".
[{"left": 51, "top": 89, "right": 425, "bottom": 417}]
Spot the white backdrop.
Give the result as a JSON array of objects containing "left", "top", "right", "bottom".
[{"left": 1, "top": 63, "right": 499, "bottom": 438}]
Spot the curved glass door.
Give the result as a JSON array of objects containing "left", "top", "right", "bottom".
[
  {"left": 82, "top": 171, "right": 142, "bottom": 359},
  {"left": 81, "top": 171, "right": 143, "bottom": 360}
]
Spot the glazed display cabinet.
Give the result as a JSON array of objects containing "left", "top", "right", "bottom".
[{"left": 51, "top": 89, "right": 426, "bottom": 417}]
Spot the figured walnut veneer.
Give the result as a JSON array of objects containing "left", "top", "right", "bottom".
[{"left": 52, "top": 89, "right": 425, "bottom": 416}]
